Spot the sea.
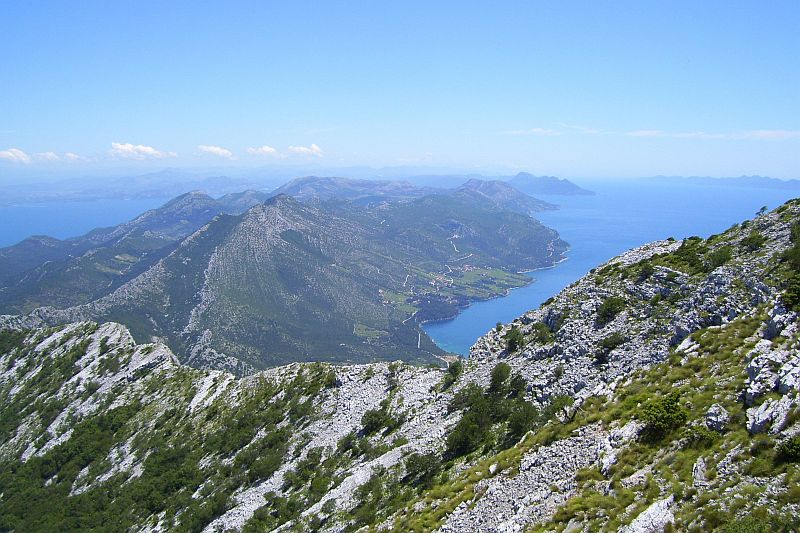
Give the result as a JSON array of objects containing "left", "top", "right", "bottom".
[
  {"left": 422, "top": 180, "right": 800, "bottom": 355},
  {"left": 0, "top": 197, "right": 171, "bottom": 248}
]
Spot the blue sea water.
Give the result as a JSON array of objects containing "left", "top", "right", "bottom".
[
  {"left": 423, "top": 180, "right": 800, "bottom": 355},
  {"left": 0, "top": 198, "right": 171, "bottom": 248}
]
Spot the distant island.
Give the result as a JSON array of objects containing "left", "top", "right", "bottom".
[
  {"left": 271, "top": 175, "right": 557, "bottom": 215},
  {"left": 651, "top": 175, "right": 800, "bottom": 189},
  {"left": 506, "top": 172, "right": 595, "bottom": 196}
]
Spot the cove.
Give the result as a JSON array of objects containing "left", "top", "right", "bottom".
[{"left": 423, "top": 179, "right": 800, "bottom": 355}]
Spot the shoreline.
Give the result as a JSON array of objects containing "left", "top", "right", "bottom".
[{"left": 417, "top": 250, "right": 571, "bottom": 330}]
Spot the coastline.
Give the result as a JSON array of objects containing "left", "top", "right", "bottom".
[{"left": 417, "top": 250, "right": 571, "bottom": 329}]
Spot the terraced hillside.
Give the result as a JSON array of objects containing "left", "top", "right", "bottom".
[{"left": 0, "top": 200, "right": 798, "bottom": 532}]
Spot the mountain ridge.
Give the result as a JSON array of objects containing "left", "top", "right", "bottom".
[
  {"left": 7, "top": 192, "right": 567, "bottom": 372},
  {"left": 1, "top": 199, "right": 798, "bottom": 531}
]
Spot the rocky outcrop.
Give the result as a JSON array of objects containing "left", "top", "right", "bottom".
[
  {"left": 440, "top": 426, "right": 605, "bottom": 533},
  {"left": 619, "top": 497, "right": 675, "bottom": 533},
  {"left": 705, "top": 404, "right": 730, "bottom": 432}
]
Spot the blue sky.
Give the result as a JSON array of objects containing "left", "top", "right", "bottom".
[{"left": 0, "top": 1, "right": 798, "bottom": 178}]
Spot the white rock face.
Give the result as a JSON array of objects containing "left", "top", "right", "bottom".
[
  {"left": 778, "top": 351, "right": 800, "bottom": 394},
  {"left": 203, "top": 363, "right": 452, "bottom": 532},
  {"left": 745, "top": 340, "right": 788, "bottom": 406},
  {"left": 747, "top": 399, "right": 778, "bottom": 434},
  {"left": 599, "top": 420, "right": 643, "bottom": 475},
  {"left": 705, "top": 403, "right": 730, "bottom": 432},
  {"left": 747, "top": 394, "right": 799, "bottom": 434},
  {"left": 439, "top": 425, "right": 605, "bottom": 533},
  {"left": 692, "top": 457, "right": 707, "bottom": 488},
  {"left": 619, "top": 496, "right": 674, "bottom": 533}
]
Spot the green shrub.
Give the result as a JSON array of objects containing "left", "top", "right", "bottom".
[
  {"left": 404, "top": 452, "right": 440, "bottom": 487},
  {"left": 361, "top": 407, "right": 392, "bottom": 436},
  {"left": 776, "top": 435, "right": 800, "bottom": 463},
  {"left": 0, "top": 329, "right": 27, "bottom": 356},
  {"left": 741, "top": 231, "right": 767, "bottom": 251},
  {"left": 640, "top": 392, "right": 688, "bottom": 441},
  {"left": 638, "top": 261, "right": 655, "bottom": 281},
  {"left": 336, "top": 431, "right": 358, "bottom": 453},
  {"left": 722, "top": 513, "right": 781, "bottom": 533},
  {"left": 781, "top": 222, "right": 800, "bottom": 270},
  {"left": 783, "top": 275, "right": 800, "bottom": 309},
  {"left": 528, "top": 322, "right": 554, "bottom": 344},
  {"left": 507, "top": 373, "right": 527, "bottom": 398},
  {"left": 541, "top": 395, "right": 575, "bottom": 422},
  {"left": 596, "top": 297, "right": 626, "bottom": 326},
  {"left": 596, "top": 332, "right": 626, "bottom": 364},
  {"left": 506, "top": 400, "right": 539, "bottom": 442},
  {"left": 707, "top": 245, "right": 733, "bottom": 269},
  {"left": 504, "top": 326, "right": 525, "bottom": 352},
  {"left": 658, "top": 237, "right": 708, "bottom": 274},
  {"left": 489, "top": 362, "right": 511, "bottom": 395},
  {"left": 441, "top": 359, "right": 464, "bottom": 390},
  {"left": 445, "top": 409, "right": 489, "bottom": 457},
  {"left": 684, "top": 426, "right": 718, "bottom": 449},
  {"left": 449, "top": 383, "right": 484, "bottom": 412}
]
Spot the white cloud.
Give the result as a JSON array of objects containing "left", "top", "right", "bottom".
[
  {"left": 626, "top": 129, "right": 670, "bottom": 137},
  {"left": 557, "top": 123, "right": 606, "bottom": 135},
  {"left": 0, "top": 148, "right": 31, "bottom": 164},
  {"left": 288, "top": 143, "right": 324, "bottom": 157},
  {"left": 501, "top": 128, "right": 561, "bottom": 136},
  {"left": 198, "top": 145, "right": 235, "bottom": 159},
  {"left": 65, "top": 152, "right": 88, "bottom": 161},
  {"left": 247, "top": 145, "right": 283, "bottom": 157},
  {"left": 746, "top": 129, "right": 800, "bottom": 140},
  {"left": 627, "top": 129, "right": 729, "bottom": 139},
  {"left": 36, "top": 151, "right": 60, "bottom": 161},
  {"left": 109, "top": 142, "right": 177, "bottom": 160}
]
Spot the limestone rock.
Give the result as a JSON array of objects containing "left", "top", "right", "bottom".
[
  {"left": 705, "top": 403, "right": 730, "bottom": 432},
  {"left": 619, "top": 496, "right": 675, "bottom": 533},
  {"left": 692, "top": 457, "right": 707, "bottom": 488},
  {"left": 746, "top": 395, "right": 798, "bottom": 435}
]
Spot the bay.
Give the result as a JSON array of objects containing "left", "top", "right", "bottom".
[{"left": 423, "top": 180, "right": 800, "bottom": 355}]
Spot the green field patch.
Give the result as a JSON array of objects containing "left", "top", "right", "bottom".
[{"left": 354, "top": 323, "right": 389, "bottom": 340}]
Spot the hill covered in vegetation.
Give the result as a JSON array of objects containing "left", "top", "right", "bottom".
[
  {"left": 0, "top": 200, "right": 798, "bottom": 531},
  {"left": 4, "top": 193, "right": 566, "bottom": 372}
]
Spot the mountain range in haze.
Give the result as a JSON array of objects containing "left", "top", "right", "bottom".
[{"left": 0, "top": 176, "right": 567, "bottom": 372}]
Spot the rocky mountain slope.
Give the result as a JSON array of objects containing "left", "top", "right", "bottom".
[
  {"left": 452, "top": 179, "right": 556, "bottom": 215},
  {"left": 6, "top": 194, "right": 566, "bottom": 373},
  {"left": 0, "top": 190, "right": 271, "bottom": 313},
  {"left": 1, "top": 200, "right": 799, "bottom": 532}
]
